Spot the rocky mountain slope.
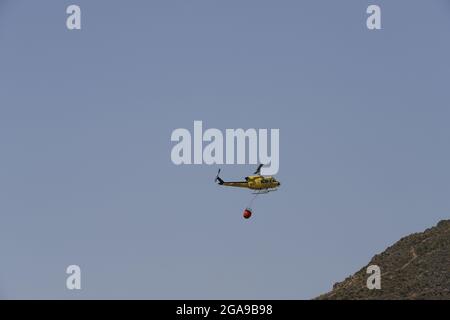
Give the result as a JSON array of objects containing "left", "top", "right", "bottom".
[{"left": 317, "top": 220, "right": 450, "bottom": 300}]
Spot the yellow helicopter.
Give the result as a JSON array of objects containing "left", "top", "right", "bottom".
[{"left": 215, "top": 164, "right": 281, "bottom": 194}]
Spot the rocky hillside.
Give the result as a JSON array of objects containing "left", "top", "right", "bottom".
[{"left": 317, "top": 220, "right": 450, "bottom": 300}]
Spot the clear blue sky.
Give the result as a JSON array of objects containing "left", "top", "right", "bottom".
[{"left": 0, "top": 0, "right": 449, "bottom": 299}]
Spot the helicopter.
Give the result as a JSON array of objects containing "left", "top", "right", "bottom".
[{"left": 214, "top": 164, "right": 281, "bottom": 195}]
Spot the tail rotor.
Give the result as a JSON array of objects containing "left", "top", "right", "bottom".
[{"left": 215, "top": 169, "right": 224, "bottom": 185}]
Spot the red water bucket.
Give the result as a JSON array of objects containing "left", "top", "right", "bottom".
[{"left": 243, "top": 209, "right": 252, "bottom": 219}]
